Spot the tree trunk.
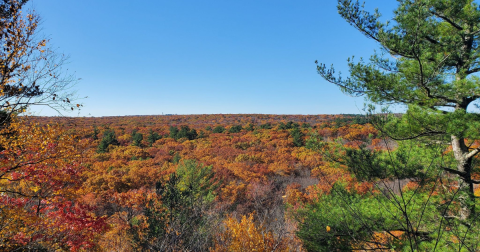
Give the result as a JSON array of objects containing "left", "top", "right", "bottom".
[{"left": 451, "top": 134, "right": 475, "bottom": 220}]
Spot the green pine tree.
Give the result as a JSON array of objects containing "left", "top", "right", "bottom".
[
  {"left": 147, "top": 129, "right": 162, "bottom": 146},
  {"left": 141, "top": 160, "right": 219, "bottom": 250},
  {"left": 97, "top": 129, "right": 119, "bottom": 153},
  {"left": 228, "top": 125, "right": 242, "bottom": 133},
  {"left": 291, "top": 127, "right": 304, "bottom": 147},
  {"left": 212, "top": 126, "right": 225, "bottom": 133},
  {"left": 131, "top": 129, "right": 143, "bottom": 147},
  {"left": 297, "top": 0, "right": 480, "bottom": 250}
]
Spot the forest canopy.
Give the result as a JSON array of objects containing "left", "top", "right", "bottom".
[{"left": 2, "top": 0, "right": 480, "bottom": 251}]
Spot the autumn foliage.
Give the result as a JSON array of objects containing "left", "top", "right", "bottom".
[
  {"left": 213, "top": 213, "right": 300, "bottom": 252},
  {"left": 15, "top": 114, "right": 379, "bottom": 251},
  {"left": 0, "top": 117, "right": 106, "bottom": 250},
  {"left": 3, "top": 0, "right": 480, "bottom": 250},
  {"left": 0, "top": 8, "right": 392, "bottom": 247}
]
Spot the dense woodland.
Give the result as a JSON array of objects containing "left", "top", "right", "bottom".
[
  {"left": 9, "top": 113, "right": 479, "bottom": 251},
  {"left": 2, "top": 0, "right": 480, "bottom": 251},
  {"left": 27, "top": 114, "right": 382, "bottom": 251}
]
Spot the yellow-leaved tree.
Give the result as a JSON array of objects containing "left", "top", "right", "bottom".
[{"left": 213, "top": 213, "right": 298, "bottom": 252}]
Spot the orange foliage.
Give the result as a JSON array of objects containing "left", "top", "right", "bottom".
[{"left": 28, "top": 114, "right": 382, "bottom": 250}]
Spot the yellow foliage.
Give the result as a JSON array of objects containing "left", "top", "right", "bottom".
[
  {"left": 268, "top": 161, "right": 293, "bottom": 176},
  {"left": 474, "top": 186, "right": 480, "bottom": 197},
  {"left": 213, "top": 214, "right": 278, "bottom": 252},
  {"left": 117, "top": 133, "right": 132, "bottom": 142},
  {"left": 96, "top": 212, "right": 135, "bottom": 252},
  {"left": 111, "top": 145, "right": 149, "bottom": 161},
  {"left": 212, "top": 213, "right": 303, "bottom": 252},
  {"left": 235, "top": 153, "right": 263, "bottom": 163}
]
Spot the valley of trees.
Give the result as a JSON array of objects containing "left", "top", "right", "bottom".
[{"left": 2, "top": 0, "right": 480, "bottom": 251}]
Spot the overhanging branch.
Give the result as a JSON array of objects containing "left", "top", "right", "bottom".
[{"left": 430, "top": 11, "right": 463, "bottom": 31}]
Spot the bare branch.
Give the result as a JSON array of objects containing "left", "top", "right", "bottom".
[{"left": 466, "top": 148, "right": 480, "bottom": 159}]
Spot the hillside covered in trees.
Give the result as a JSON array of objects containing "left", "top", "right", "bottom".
[{"left": 2, "top": 0, "right": 480, "bottom": 251}]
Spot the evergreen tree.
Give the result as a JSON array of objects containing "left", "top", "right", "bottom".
[
  {"left": 302, "top": 122, "right": 311, "bottom": 129},
  {"left": 286, "top": 121, "right": 299, "bottom": 129},
  {"left": 228, "top": 125, "right": 242, "bottom": 133},
  {"left": 146, "top": 129, "right": 162, "bottom": 146},
  {"left": 305, "top": 131, "right": 325, "bottom": 151},
  {"left": 169, "top": 126, "right": 179, "bottom": 139},
  {"left": 142, "top": 160, "right": 219, "bottom": 250},
  {"left": 169, "top": 125, "right": 197, "bottom": 140},
  {"left": 188, "top": 128, "right": 198, "bottom": 140},
  {"left": 97, "top": 129, "right": 119, "bottom": 153},
  {"left": 177, "top": 125, "right": 190, "bottom": 139},
  {"left": 259, "top": 123, "right": 272, "bottom": 129},
  {"left": 291, "top": 127, "right": 304, "bottom": 147},
  {"left": 131, "top": 129, "right": 143, "bottom": 147},
  {"left": 298, "top": 0, "right": 480, "bottom": 250},
  {"left": 212, "top": 125, "right": 225, "bottom": 133}
]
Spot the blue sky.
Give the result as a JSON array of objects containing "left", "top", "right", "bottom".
[{"left": 30, "top": 0, "right": 399, "bottom": 116}]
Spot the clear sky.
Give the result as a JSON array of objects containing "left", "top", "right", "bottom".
[{"left": 29, "top": 0, "right": 399, "bottom": 116}]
